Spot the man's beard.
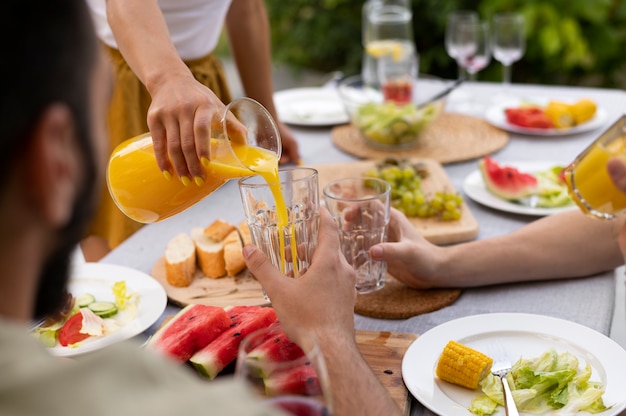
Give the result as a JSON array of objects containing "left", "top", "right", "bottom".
[{"left": 33, "top": 154, "right": 99, "bottom": 320}]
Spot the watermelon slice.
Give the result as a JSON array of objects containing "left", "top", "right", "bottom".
[
  {"left": 264, "top": 363, "right": 322, "bottom": 397},
  {"left": 479, "top": 156, "right": 539, "bottom": 200},
  {"left": 190, "top": 305, "right": 278, "bottom": 379},
  {"left": 247, "top": 325, "right": 306, "bottom": 364},
  {"left": 146, "top": 304, "right": 231, "bottom": 362}
]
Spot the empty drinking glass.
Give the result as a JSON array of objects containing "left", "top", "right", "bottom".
[
  {"left": 492, "top": 12, "right": 525, "bottom": 93},
  {"left": 445, "top": 10, "right": 478, "bottom": 80}
]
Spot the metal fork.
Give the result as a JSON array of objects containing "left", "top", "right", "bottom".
[{"left": 491, "top": 344, "right": 520, "bottom": 416}]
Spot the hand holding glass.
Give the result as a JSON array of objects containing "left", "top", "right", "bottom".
[
  {"left": 323, "top": 177, "right": 390, "bottom": 294},
  {"left": 565, "top": 115, "right": 626, "bottom": 220}
]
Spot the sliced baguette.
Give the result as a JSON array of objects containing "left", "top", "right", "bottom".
[
  {"left": 237, "top": 220, "right": 253, "bottom": 247},
  {"left": 224, "top": 230, "right": 246, "bottom": 276},
  {"left": 204, "top": 219, "right": 236, "bottom": 242},
  {"left": 164, "top": 233, "right": 197, "bottom": 287},
  {"left": 191, "top": 227, "right": 226, "bottom": 279}
]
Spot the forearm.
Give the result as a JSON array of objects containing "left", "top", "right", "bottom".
[
  {"left": 225, "top": 0, "right": 279, "bottom": 117},
  {"left": 106, "top": 0, "right": 192, "bottom": 93},
  {"left": 318, "top": 331, "right": 402, "bottom": 416},
  {"left": 439, "top": 210, "right": 624, "bottom": 286}
]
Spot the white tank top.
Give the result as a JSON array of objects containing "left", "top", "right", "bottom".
[{"left": 86, "top": 0, "right": 232, "bottom": 61}]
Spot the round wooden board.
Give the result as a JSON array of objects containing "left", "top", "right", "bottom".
[
  {"left": 151, "top": 257, "right": 269, "bottom": 308},
  {"left": 355, "top": 275, "right": 462, "bottom": 319},
  {"left": 332, "top": 112, "right": 509, "bottom": 163}
]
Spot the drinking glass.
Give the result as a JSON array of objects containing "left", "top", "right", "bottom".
[
  {"left": 492, "top": 13, "right": 525, "bottom": 91},
  {"left": 235, "top": 324, "right": 332, "bottom": 416},
  {"left": 445, "top": 10, "right": 479, "bottom": 80},
  {"left": 323, "top": 177, "right": 390, "bottom": 294},
  {"left": 455, "top": 20, "right": 491, "bottom": 82},
  {"left": 564, "top": 115, "right": 626, "bottom": 220},
  {"left": 361, "top": 0, "right": 414, "bottom": 87},
  {"left": 238, "top": 167, "right": 320, "bottom": 279}
]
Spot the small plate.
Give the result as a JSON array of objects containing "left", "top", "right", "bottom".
[
  {"left": 274, "top": 88, "right": 349, "bottom": 126},
  {"left": 462, "top": 160, "right": 577, "bottom": 216},
  {"left": 402, "top": 313, "right": 626, "bottom": 416},
  {"left": 484, "top": 98, "right": 608, "bottom": 136},
  {"left": 49, "top": 263, "right": 167, "bottom": 357}
]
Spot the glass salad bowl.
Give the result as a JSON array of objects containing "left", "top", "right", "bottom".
[{"left": 337, "top": 74, "right": 449, "bottom": 149}]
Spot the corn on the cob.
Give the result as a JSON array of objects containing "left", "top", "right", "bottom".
[{"left": 435, "top": 340, "right": 493, "bottom": 389}]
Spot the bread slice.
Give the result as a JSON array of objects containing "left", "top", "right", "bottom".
[
  {"left": 204, "top": 219, "right": 236, "bottom": 242},
  {"left": 237, "top": 221, "right": 253, "bottom": 247},
  {"left": 224, "top": 230, "right": 246, "bottom": 276},
  {"left": 191, "top": 227, "right": 226, "bottom": 279},
  {"left": 164, "top": 233, "right": 197, "bottom": 287}
]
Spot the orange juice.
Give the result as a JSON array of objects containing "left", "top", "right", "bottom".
[
  {"left": 107, "top": 133, "right": 281, "bottom": 223},
  {"left": 565, "top": 136, "right": 626, "bottom": 220}
]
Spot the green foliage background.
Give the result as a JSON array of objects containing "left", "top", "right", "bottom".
[{"left": 265, "top": 0, "right": 626, "bottom": 88}]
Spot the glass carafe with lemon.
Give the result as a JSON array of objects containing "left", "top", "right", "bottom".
[
  {"left": 107, "top": 98, "right": 281, "bottom": 224},
  {"left": 362, "top": 0, "right": 416, "bottom": 87}
]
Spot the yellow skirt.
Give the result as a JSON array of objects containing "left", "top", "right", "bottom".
[{"left": 88, "top": 46, "right": 233, "bottom": 249}]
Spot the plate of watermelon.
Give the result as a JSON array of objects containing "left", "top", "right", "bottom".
[
  {"left": 463, "top": 158, "right": 577, "bottom": 216},
  {"left": 484, "top": 97, "right": 608, "bottom": 136}
]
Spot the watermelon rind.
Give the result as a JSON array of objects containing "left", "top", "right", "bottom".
[{"left": 146, "top": 304, "right": 231, "bottom": 362}]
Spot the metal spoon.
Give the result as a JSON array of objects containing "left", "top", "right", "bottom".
[{"left": 416, "top": 78, "right": 464, "bottom": 109}]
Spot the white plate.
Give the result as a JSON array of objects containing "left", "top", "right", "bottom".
[
  {"left": 462, "top": 160, "right": 577, "bottom": 216},
  {"left": 274, "top": 88, "right": 349, "bottom": 126},
  {"left": 402, "top": 313, "right": 626, "bottom": 416},
  {"left": 484, "top": 98, "right": 608, "bottom": 136},
  {"left": 49, "top": 263, "right": 167, "bottom": 357}
]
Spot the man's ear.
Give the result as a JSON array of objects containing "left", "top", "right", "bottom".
[{"left": 27, "top": 103, "right": 80, "bottom": 227}]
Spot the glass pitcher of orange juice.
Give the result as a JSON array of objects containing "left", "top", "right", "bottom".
[{"left": 107, "top": 98, "right": 282, "bottom": 223}]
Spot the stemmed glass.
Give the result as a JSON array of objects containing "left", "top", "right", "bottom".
[
  {"left": 445, "top": 10, "right": 478, "bottom": 80},
  {"left": 492, "top": 12, "right": 525, "bottom": 94},
  {"left": 447, "top": 20, "right": 491, "bottom": 115}
]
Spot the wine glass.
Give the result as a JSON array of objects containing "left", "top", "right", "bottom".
[
  {"left": 235, "top": 324, "right": 332, "bottom": 416},
  {"left": 492, "top": 12, "right": 525, "bottom": 94},
  {"left": 455, "top": 21, "right": 491, "bottom": 82},
  {"left": 445, "top": 10, "right": 478, "bottom": 80}
]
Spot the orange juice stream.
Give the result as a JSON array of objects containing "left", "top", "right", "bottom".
[
  {"left": 107, "top": 133, "right": 298, "bottom": 275},
  {"left": 565, "top": 139, "right": 626, "bottom": 217}
]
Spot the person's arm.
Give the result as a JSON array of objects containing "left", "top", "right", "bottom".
[
  {"left": 106, "top": 0, "right": 225, "bottom": 183},
  {"left": 243, "top": 208, "right": 402, "bottom": 416},
  {"left": 370, "top": 207, "right": 624, "bottom": 289},
  {"left": 225, "top": 0, "right": 300, "bottom": 164}
]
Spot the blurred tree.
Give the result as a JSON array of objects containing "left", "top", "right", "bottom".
[{"left": 265, "top": 0, "right": 626, "bottom": 88}]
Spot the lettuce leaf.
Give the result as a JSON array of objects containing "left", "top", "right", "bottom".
[{"left": 468, "top": 349, "right": 610, "bottom": 415}]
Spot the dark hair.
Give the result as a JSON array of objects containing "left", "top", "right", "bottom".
[{"left": 0, "top": 1, "right": 101, "bottom": 318}]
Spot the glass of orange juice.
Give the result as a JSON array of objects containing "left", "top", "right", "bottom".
[
  {"left": 107, "top": 98, "right": 282, "bottom": 223},
  {"left": 238, "top": 168, "right": 320, "bottom": 280},
  {"left": 564, "top": 115, "right": 626, "bottom": 220}
]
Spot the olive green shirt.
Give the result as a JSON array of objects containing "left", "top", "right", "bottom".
[{"left": 0, "top": 318, "right": 277, "bottom": 415}]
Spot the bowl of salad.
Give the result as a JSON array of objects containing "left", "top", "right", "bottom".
[{"left": 337, "top": 74, "right": 447, "bottom": 149}]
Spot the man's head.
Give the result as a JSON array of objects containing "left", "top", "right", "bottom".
[{"left": 0, "top": 1, "right": 108, "bottom": 319}]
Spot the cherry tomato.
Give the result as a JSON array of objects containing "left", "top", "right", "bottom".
[{"left": 58, "top": 312, "right": 90, "bottom": 346}]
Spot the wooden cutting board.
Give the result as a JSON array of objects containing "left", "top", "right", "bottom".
[
  {"left": 309, "top": 158, "right": 479, "bottom": 245},
  {"left": 356, "top": 330, "right": 417, "bottom": 416}
]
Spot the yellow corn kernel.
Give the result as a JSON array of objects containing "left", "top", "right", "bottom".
[
  {"left": 436, "top": 340, "right": 493, "bottom": 389},
  {"left": 545, "top": 101, "right": 575, "bottom": 129},
  {"left": 570, "top": 98, "right": 597, "bottom": 125}
]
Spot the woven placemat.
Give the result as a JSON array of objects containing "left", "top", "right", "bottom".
[
  {"left": 332, "top": 112, "right": 509, "bottom": 163},
  {"left": 355, "top": 275, "right": 462, "bottom": 319}
]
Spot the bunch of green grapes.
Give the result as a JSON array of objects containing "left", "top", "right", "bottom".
[{"left": 364, "top": 159, "right": 463, "bottom": 221}]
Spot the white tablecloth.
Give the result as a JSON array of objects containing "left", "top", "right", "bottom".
[{"left": 101, "top": 81, "right": 626, "bottom": 416}]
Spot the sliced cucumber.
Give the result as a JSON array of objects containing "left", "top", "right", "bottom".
[
  {"left": 75, "top": 293, "right": 96, "bottom": 308},
  {"left": 88, "top": 301, "right": 118, "bottom": 318}
]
